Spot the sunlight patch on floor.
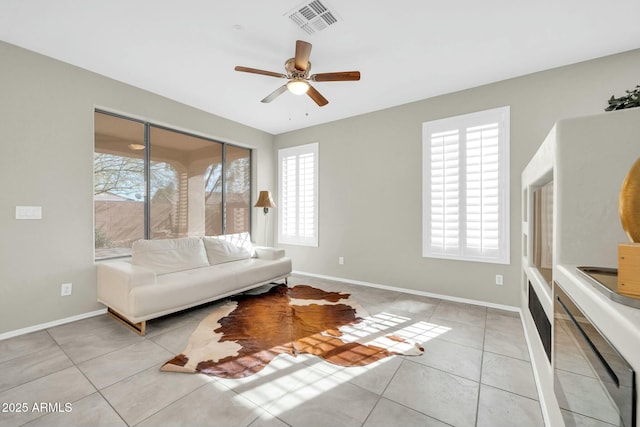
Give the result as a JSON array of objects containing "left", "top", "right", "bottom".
[
  {"left": 220, "top": 313, "right": 452, "bottom": 416},
  {"left": 338, "top": 312, "right": 451, "bottom": 353}
]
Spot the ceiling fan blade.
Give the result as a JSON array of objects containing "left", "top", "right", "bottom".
[
  {"left": 261, "top": 85, "right": 288, "bottom": 103},
  {"left": 306, "top": 84, "right": 329, "bottom": 107},
  {"left": 294, "top": 40, "right": 312, "bottom": 71},
  {"left": 235, "top": 66, "right": 287, "bottom": 79},
  {"left": 311, "top": 71, "right": 361, "bottom": 82}
]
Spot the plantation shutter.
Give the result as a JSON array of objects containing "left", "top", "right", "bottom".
[
  {"left": 429, "top": 130, "right": 460, "bottom": 255},
  {"left": 423, "top": 107, "right": 509, "bottom": 264},
  {"left": 465, "top": 123, "right": 500, "bottom": 258},
  {"left": 278, "top": 143, "right": 319, "bottom": 246}
]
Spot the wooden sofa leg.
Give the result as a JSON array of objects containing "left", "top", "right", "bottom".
[{"left": 107, "top": 308, "right": 146, "bottom": 336}]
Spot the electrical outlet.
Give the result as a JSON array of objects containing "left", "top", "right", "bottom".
[
  {"left": 338, "top": 256, "right": 344, "bottom": 265},
  {"left": 495, "top": 275, "right": 504, "bottom": 286},
  {"left": 61, "top": 283, "right": 72, "bottom": 296}
]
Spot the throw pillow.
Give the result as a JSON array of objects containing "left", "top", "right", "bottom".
[{"left": 203, "top": 236, "right": 252, "bottom": 265}]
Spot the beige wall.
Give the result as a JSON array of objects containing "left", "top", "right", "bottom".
[
  {"left": 2, "top": 39, "right": 639, "bottom": 334},
  {"left": 274, "top": 48, "right": 640, "bottom": 307},
  {"left": 0, "top": 41, "right": 275, "bottom": 334}
]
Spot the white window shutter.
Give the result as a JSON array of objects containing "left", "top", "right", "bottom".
[
  {"left": 423, "top": 107, "right": 509, "bottom": 264},
  {"left": 429, "top": 130, "right": 460, "bottom": 256},
  {"left": 466, "top": 123, "right": 500, "bottom": 257},
  {"left": 281, "top": 154, "right": 298, "bottom": 239},
  {"left": 278, "top": 143, "right": 319, "bottom": 246}
]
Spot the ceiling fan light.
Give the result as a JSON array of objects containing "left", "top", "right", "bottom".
[{"left": 287, "top": 79, "right": 310, "bottom": 95}]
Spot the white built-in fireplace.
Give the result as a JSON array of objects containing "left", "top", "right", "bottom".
[{"left": 521, "top": 108, "right": 640, "bottom": 426}]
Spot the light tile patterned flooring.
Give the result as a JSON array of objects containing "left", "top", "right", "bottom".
[{"left": 0, "top": 275, "right": 544, "bottom": 427}]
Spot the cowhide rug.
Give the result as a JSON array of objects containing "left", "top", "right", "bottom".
[{"left": 161, "top": 284, "right": 424, "bottom": 378}]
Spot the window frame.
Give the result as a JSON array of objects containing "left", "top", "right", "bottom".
[
  {"left": 94, "top": 109, "right": 252, "bottom": 260},
  {"left": 422, "top": 106, "right": 510, "bottom": 264},
  {"left": 277, "top": 142, "right": 319, "bottom": 247}
]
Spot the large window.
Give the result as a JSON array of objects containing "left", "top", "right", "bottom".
[
  {"left": 278, "top": 143, "right": 319, "bottom": 247},
  {"left": 422, "top": 106, "right": 510, "bottom": 264},
  {"left": 94, "top": 111, "right": 251, "bottom": 259}
]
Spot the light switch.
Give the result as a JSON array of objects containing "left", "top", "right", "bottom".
[{"left": 16, "top": 206, "right": 42, "bottom": 220}]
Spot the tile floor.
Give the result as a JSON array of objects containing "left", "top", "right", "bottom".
[{"left": 0, "top": 275, "right": 544, "bottom": 427}]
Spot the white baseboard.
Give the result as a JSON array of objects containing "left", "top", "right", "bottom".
[
  {"left": 0, "top": 308, "right": 107, "bottom": 341},
  {"left": 1, "top": 273, "right": 518, "bottom": 341},
  {"left": 292, "top": 270, "right": 520, "bottom": 313}
]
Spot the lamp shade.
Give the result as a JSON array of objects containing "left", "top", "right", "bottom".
[
  {"left": 254, "top": 191, "right": 276, "bottom": 209},
  {"left": 287, "top": 79, "right": 310, "bottom": 95}
]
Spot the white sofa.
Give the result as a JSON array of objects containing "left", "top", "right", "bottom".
[{"left": 96, "top": 232, "right": 291, "bottom": 335}]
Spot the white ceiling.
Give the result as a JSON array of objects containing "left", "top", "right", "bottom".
[{"left": 1, "top": 1, "right": 639, "bottom": 135}]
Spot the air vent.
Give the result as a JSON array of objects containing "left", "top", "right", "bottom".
[{"left": 286, "top": 0, "right": 341, "bottom": 34}]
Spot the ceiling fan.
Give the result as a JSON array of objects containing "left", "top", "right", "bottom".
[{"left": 234, "top": 40, "right": 360, "bottom": 107}]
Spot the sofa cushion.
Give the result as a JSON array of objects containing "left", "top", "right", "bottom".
[
  {"left": 132, "top": 237, "right": 209, "bottom": 275},
  {"left": 203, "top": 235, "right": 252, "bottom": 265},
  {"left": 138, "top": 266, "right": 239, "bottom": 317},
  {"left": 212, "top": 257, "right": 292, "bottom": 288}
]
